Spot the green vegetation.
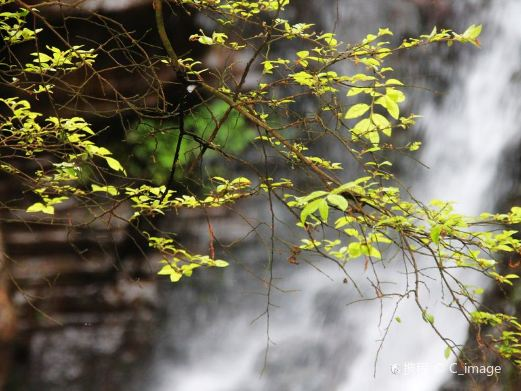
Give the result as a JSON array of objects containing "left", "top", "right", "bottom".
[{"left": 128, "top": 100, "right": 253, "bottom": 183}]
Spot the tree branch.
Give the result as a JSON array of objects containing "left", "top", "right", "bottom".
[{"left": 153, "top": 0, "right": 182, "bottom": 72}]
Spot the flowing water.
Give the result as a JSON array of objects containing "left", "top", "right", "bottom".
[
  {"left": 150, "top": 1, "right": 521, "bottom": 390},
  {"left": 343, "top": 2, "right": 521, "bottom": 388}
]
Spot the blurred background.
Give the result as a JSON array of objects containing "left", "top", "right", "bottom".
[{"left": 2, "top": 0, "right": 521, "bottom": 390}]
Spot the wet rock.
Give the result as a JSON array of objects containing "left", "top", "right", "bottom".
[{"left": 2, "top": 197, "right": 159, "bottom": 390}]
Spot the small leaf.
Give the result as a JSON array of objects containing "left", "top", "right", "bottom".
[
  {"left": 366, "top": 130, "right": 380, "bottom": 144},
  {"left": 473, "top": 287, "right": 484, "bottom": 295},
  {"left": 27, "top": 202, "right": 54, "bottom": 214},
  {"left": 376, "top": 95, "right": 399, "bottom": 119},
  {"left": 363, "top": 244, "right": 381, "bottom": 259},
  {"left": 422, "top": 311, "right": 435, "bottom": 324},
  {"left": 444, "top": 346, "right": 451, "bottom": 359},
  {"left": 386, "top": 88, "right": 405, "bottom": 103},
  {"left": 378, "top": 28, "right": 393, "bottom": 36},
  {"left": 318, "top": 199, "right": 329, "bottom": 222},
  {"left": 105, "top": 156, "right": 126, "bottom": 174},
  {"left": 213, "top": 260, "right": 229, "bottom": 267},
  {"left": 371, "top": 113, "right": 392, "bottom": 136},
  {"left": 158, "top": 265, "right": 174, "bottom": 275},
  {"left": 327, "top": 194, "right": 348, "bottom": 211},
  {"left": 352, "top": 118, "right": 373, "bottom": 139},
  {"left": 345, "top": 103, "right": 370, "bottom": 119},
  {"left": 169, "top": 272, "right": 182, "bottom": 282},
  {"left": 409, "top": 142, "right": 421, "bottom": 151},
  {"left": 300, "top": 198, "right": 321, "bottom": 223},
  {"left": 348, "top": 242, "right": 362, "bottom": 258},
  {"left": 431, "top": 225, "right": 442, "bottom": 244},
  {"left": 262, "top": 61, "right": 274, "bottom": 74},
  {"left": 158, "top": 264, "right": 182, "bottom": 282},
  {"left": 198, "top": 35, "right": 214, "bottom": 45},
  {"left": 92, "top": 184, "right": 119, "bottom": 196},
  {"left": 300, "top": 190, "right": 328, "bottom": 203},
  {"left": 463, "top": 24, "right": 482, "bottom": 41}
]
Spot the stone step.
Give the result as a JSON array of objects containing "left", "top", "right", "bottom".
[
  {"left": 12, "top": 279, "right": 157, "bottom": 330},
  {"left": 10, "top": 253, "right": 116, "bottom": 283}
]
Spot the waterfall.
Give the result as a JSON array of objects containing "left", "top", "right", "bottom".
[
  {"left": 150, "top": 1, "right": 521, "bottom": 390},
  {"left": 339, "top": 2, "right": 521, "bottom": 389}
]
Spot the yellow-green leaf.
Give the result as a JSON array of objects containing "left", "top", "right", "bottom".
[
  {"left": 463, "top": 24, "right": 482, "bottom": 41},
  {"left": 213, "top": 260, "right": 229, "bottom": 267},
  {"left": 92, "top": 184, "right": 119, "bottom": 196},
  {"left": 105, "top": 156, "right": 126, "bottom": 174},
  {"left": 27, "top": 202, "right": 54, "bottom": 214},
  {"left": 431, "top": 225, "right": 442, "bottom": 244},
  {"left": 345, "top": 103, "right": 370, "bottom": 119},
  {"left": 327, "top": 194, "right": 348, "bottom": 211},
  {"left": 371, "top": 113, "right": 392, "bottom": 136},
  {"left": 376, "top": 95, "right": 399, "bottom": 119}
]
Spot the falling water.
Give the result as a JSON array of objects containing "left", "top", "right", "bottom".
[
  {"left": 150, "top": 1, "right": 521, "bottom": 390},
  {"left": 340, "top": 2, "right": 521, "bottom": 389}
]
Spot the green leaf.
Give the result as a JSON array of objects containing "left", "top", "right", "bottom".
[
  {"left": 408, "top": 141, "right": 421, "bottom": 151},
  {"left": 262, "top": 60, "right": 274, "bottom": 74},
  {"left": 386, "top": 88, "right": 405, "bottom": 103},
  {"left": 371, "top": 113, "right": 391, "bottom": 134},
  {"left": 376, "top": 95, "right": 399, "bottom": 120},
  {"left": 444, "top": 346, "right": 451, "bottom": 359},
  {"left": 300, "top": 190, "right": 328, "bottom": 203},
  {"left": 463, "top": 24, "right": 482, "bottom": 41},
  {"left": 385, "top": 78, "right": 404, "bottom": 87},
  {"left": 300, "top": 198, "right": 321, "bottom": 223},
  {"left": 158, "top": 265, "right": 174, "bottom": 275},
  {"left": 158, "top": 264, "right": 182, "bottom": 282},
  {"left": 362, "top": 244, "right": 381, "bottom": 259},
  {"left": 198, "top": 35, "right": 214, "bottom": 45},
  {"left": 213, "top": 259, "right": 229, "bottom": 267},
  {"left": 91, "top": 184, "right": 119, "bottom": 196},
  {"left": 334, "top": 216, "right": 355, "bottom": 229},
  {"left": 378, "top": 28, "right": 393, "bottom": 36},
  {"left": 26, "top": 202, "right": 54, "bottom": 214},
  {"left": 422, "top": 311, "right": 435, "bottom": 324},
  {"left": 327, "top": 194, "right": 348, "bottom": 211},
  {"left": 431, "top": 225, "right": 442, "bottom": 244},
  {"left": 366, "top": 130, "right": 380, "bottom": 144},
  {"left": 345, "top": 103, "right": 370, "bottom": 119},
  {"left": 348, "top": 242, "right": 362, "bottom": 258},
  {"left": 347, "top": 87, "right": 371, "bottom": 96},
  {"left": 105, "top": 156, "right": 126, "bottom": 174},
  {"left": 169, "top": 272, "right": 182, "bottom": 282},
  {"left": 291, "top": 71, "right": 315, "bottom": 87},
  {"left": 317, "top": 198, "right": 329, "bottom": 222},
  {"left": 230, "top": 177, "right": 251, "bottom": 186},
  {"left": 352, "top": 118, "right": 378, "bottom": 143},
  {"left": 344, "top": 228, "right": 359, "bottom": 237},
  {"left": 474, "top": 287, "right": 484, "bottom": 295}
]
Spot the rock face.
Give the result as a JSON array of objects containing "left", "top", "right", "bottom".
[
  {"left": 1, "top": 197, "right": 159, "bottom": 390},
  {"left": 0, "top": 275, "right": 17, "bottom": 390}
]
